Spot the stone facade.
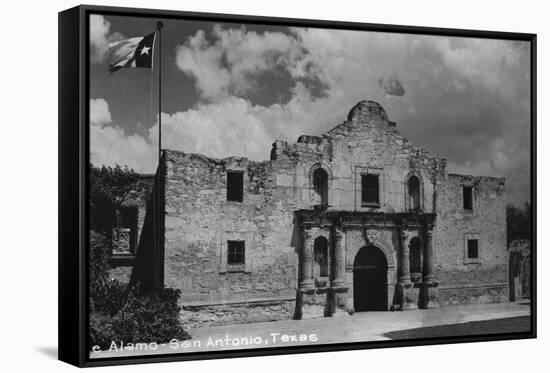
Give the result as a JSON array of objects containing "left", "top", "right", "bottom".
[{"left": 137, "top": 100, "right": 508, "bottom": 326}]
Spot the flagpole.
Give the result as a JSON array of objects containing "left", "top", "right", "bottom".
[
  {"left": 157, "top": 21, "right": 163, "bottom": 162},
  {"left": 155, "top": 20, "right": 163, "bottom": 289}
]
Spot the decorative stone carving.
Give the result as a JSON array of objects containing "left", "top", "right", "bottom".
[{"left": 345, "top": 229, "right": 395, "bottom": 269}]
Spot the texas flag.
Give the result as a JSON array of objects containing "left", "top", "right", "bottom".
[{"left": 108, "top": 32, "right": 156, "bottom": 73}]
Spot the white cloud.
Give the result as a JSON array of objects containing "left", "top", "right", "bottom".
[
  {"left": 176, "top": 25, "right": 307, "bottom": 100},
  {"left": 90, "top": 98, "right": 156, "bottom": 172},
  {"left": 148, "top": 85, "right": 339, "bottom": 162},
  {"left": 89, "top": 15, "right": 125, "bottom": 63},
  {"left": 90, "top": 98, "right": 111, "bottom": 127},
  {"left": 151, "top": 97, "right": 274, "bottom": 161},
  {"left": 175, "top": 30, "right": 231, "bottom": 100},
  {"left": 437, "top": 37, "right": 529, "bottom": 99}
]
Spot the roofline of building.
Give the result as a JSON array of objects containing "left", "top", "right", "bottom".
[
  {"left": 447, "top": 172, "right": 506, "bottom": 182},
  {"left": 162, "top": 148, "right": 271, "bottom": 164}
]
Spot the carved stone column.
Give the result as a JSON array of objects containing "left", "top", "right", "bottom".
[
  {"left": 329, "top": 226, "right": 348, "bottom": 316},
  {"left": 423, "top": 230, "right": 435, "bottom": 282},
  {"left": 395, "top": 227, "right": 417, "bottom": 310},
  {"left": 398, "top": 229, "right": 411, "bottom": 283},
  {"left": 420, "top": 228, "right": 439, "bottom": 308},
  {"left": 294, "top": 226, "right": 317, "bottom": 320},
  {"left": 331, "top": 227, "right": 346, "bottom": 287},
  {"left": 300, "top": 227, "right": 314, "bottom": 289}
]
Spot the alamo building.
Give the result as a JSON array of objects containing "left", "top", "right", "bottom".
[{"left": 118, "top": 100, "right": 508, "bottom": 326}]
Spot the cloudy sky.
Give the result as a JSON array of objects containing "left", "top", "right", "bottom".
[{"left": 89, "top": 14, "right": 531, "bottom": 206}]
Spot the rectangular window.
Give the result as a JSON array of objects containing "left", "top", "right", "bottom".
[
  {"left": 113, "top": 206, "right": 138, "bottom": 255},
  {"left": 227, "top": 240, "right": 245, "bottom": 271},
  {"left": 227, "top": 171, "right": 243, "bottom": 202},
  {"left": 463, "top": 186, "right": 473, "bottom": 210},
  {"left": 361, "top": 174, "right": 379, "bottom": 206},
  {"left": 467, "top": 239, "right": 479, "bottom": 259}
]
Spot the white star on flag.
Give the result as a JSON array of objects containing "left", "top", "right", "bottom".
[{"left": 140, "top": 46, "right": 151, "bottom": 55}]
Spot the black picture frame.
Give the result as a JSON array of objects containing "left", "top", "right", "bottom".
[{"left": 59, "top": 4, "right": 537, "bottom": 367}]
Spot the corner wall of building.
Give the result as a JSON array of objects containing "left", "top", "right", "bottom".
[
  {"left": 163, "top": 150, "right": 300, "bottom": 313},
  {"left": 434, "top": 174, "right": 508, "bottom": 306}
]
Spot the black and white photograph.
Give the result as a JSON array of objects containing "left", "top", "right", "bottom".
[
  {"left": 4, "top": 0, "right": 550, "bottom": 371},
  {"left": 82, "top": 8, "right": 534, "bottom": 362},
  {"left": 5, "top": 0, "right": 550, "bottom": 370}
]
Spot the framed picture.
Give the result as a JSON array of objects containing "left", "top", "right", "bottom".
[{"left": 58, "top": 4, "right": 536, "bottom": 367}]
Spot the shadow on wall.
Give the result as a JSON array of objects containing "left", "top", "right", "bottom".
[{"left": 130, "top": 153, "right": 166, "bottom": 292}]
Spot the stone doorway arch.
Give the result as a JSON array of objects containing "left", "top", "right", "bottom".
[{"left": 353, "top": 245, "right": 388, "bottom": 311}]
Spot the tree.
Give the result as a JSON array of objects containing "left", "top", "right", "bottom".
[
  {"left": 89, "top": 164, "right": 141, "bottom": 236},
  {"left": 506, "top": 202, "right": 531, "bottom": 244}
]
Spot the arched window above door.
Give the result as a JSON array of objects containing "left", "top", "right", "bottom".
[
  {"left": 313, "top": 168, "right": 328, "bottom": 206},
  {"left": 406, "top": 174, "right": 423, "bottom": 211}
]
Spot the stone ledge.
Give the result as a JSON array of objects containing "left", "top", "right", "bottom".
[
  {"left": 328, "top": 286, "right": 349, "bottom": 293},
  {"left": 438, "top": 282, "right": 508, "bottom": 291},
  {"left": 181, "top": 295, "right": 296, "bottom": 309}
]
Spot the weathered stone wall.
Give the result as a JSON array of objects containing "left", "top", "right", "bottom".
[
  {"left": 163, "top": 151, "right": 300, "bottom": 305},
  {"left": 180, "top": 301, "right": 295, "bottom": 328},
  {"left": 434, "top": 174, "right": 508, "bottom": 305},
  {"left": 437, "top": 284, "right": 508, "bottom": 306}
]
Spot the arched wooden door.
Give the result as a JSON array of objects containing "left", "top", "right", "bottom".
[{"left": 353, "top": 245, "right": 388, "bottom": 311}]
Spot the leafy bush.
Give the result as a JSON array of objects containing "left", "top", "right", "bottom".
[
  {"left": 89, "top": 312, "right": 116, "bottom": 349},
  {"left": 89, "top": 285, "right": 190, "bottom": 350},
  {"left": 89, "top": 231, "right": 108, "bottom": 295},
  {"left": 88, "top": 231, "right": 190, "bottom": 351},
  {"left": 89, "top": 231, "right": 126, "bottom": 315}
]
